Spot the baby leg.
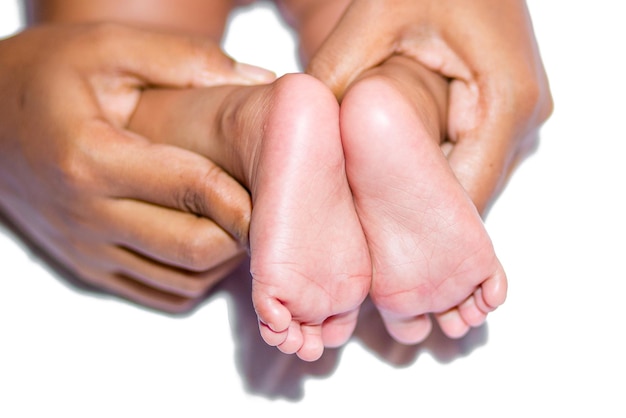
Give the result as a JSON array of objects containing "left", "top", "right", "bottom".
[
  {"left": 129, "top": 74, "right": 371, "bottom": 361},
  {"left": 340, "top": 56, "right": 508, "bottom": 344}
]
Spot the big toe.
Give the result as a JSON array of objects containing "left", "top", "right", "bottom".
[{"left": 255, "top": 297, "right": 292, "bottom": 346}]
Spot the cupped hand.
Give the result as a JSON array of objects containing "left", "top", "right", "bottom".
[
  {"left": 307, "top": 0, "right": 553, "bottom": 214},
  {"left": 0, "top": 23, "right": 274, "bottom": 312}
]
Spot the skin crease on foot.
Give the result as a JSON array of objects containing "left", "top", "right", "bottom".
[
  {"left": 340, "top": 55, "right": 507, "bottom": 344},
  {"left": 129, "top": 58, "right": 507, "bottom": 356},
  {"left": 28, "top": 0, "right": 515, "bottom": 359},
  {"left": 129, "top": 74, "right": 372, "bottom": 362}
]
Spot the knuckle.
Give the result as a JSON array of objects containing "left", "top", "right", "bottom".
[
  {"left": 199, "top": 165, "right": 252, "bottom": 246},
  {"left": 178, "top": 186, "right": 210, "bottom": 217},
  {"left": 54, "top": 145, "right": 95, "bottom": 194},
  {"left": 184, "top": 164, "right": 232, "bottom": 208},
  {"left": 500, "top": 70, "right": 553, "bottom": 124},
  {"left": 514, "top": 78, "right": 541, "bottom": 116},
  {"left": 199, "top": 163, "right": 227, "bottom": 196},
  {"left": 177, "top": 164, "right": 224, "bottom": 216},
  {"left": 175, "top": 164, "right": 251, "bottom": 249},
  {"left": 229, "top": 204, "right": 251, "bottom": 247},
  {"left": 536, "top": 82, "right": 555, "bottom": 124},
  {"left": 176, "top": 231, "right": 215, "bottom": 272}
]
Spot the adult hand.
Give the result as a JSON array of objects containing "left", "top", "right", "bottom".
[
  {"left": 307, "top": 0, "right": 553, "bottom": 214},
  {"left": 0, "top": 23, "right": 274, "bottom": 312}
]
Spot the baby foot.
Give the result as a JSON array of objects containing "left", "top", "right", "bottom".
[
  {"left": 128, "top": 74, "right": 371, "bottom": 361},
  {"left": 237, "top": 74, "right": 371, "bottom": 361},
  {"left": 340, "top": 57, "right": 507, "bottom": 344}
]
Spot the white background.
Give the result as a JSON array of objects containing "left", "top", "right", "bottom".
[{"left": 1, "top": 1, "right": 625, "bottom": 417}]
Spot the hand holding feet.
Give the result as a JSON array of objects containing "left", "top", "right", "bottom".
[
  {"left": 129, "top": 62, "right": 507, "bottom": 359},
  {"left": 340, "top": 57, "right": 508, "bottom": 344},
  {"left": 129, "top": 74, "right": 372, "bottom": 362}
]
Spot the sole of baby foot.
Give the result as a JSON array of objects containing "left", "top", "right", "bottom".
[
  {"left": 340, "top": 66, "right": 507, "bottom": 345},
  {"left": 246, "top": 73, "right": 372, "bottom": 361}
]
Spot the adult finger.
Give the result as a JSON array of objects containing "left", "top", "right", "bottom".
[
  {"left": 60, "top": 244, "right": 197, "bottom": 313},
  {"left": 108, "top": 245, "right": 247, "bottom": 298},
  {"left": 28, "top": 205, "right": 244, "bottom": 312},
  {"left": 87, "top": 123, "right": 252, "bottom": 245},
  {"left": 104, "top": 197, "right": 246, "bottom": 272},
  {"left": 78, "top": 268, "right": 198, "bottom": 314},
  {"left": 445, "top": 119, "right": 544, "bottom": 215},
  {"left": 440, "top": 3, "right": 553, "bottom": 214},
  {"left": 306, "top": 1, "right": 397, "bottom": 98},
  {"left": 78, "top": 22, "right": 276, "bottom": 87}
]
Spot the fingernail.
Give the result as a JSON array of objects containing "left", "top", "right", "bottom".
[{"left": 235, "top": 62, "right": 276, "bottom": 83}]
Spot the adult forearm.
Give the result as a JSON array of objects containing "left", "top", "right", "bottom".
[{"left": 26, "top": 0, "right": 234, "bottom": 39}]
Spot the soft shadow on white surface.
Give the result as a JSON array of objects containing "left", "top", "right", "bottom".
[
  {"left": 216, "top": 258, "right": 487, "bottom": 400},
  {"left": 2, "top": 1, "right": 488, "bottom": 405},
  {"left": 2, "top": 204, "right": 487, "bottom": 402},
  {"left": 10, "top": 1, "right": 626, "bottom": 414},
  {"left": 0, "top": 210, "right": 104, "bottom": 297}
]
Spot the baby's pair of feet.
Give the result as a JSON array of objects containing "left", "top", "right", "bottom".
[{"left": 131, "top": 56, "right": 507, "bottom": 362}]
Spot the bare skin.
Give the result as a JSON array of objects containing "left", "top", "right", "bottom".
[
  {"left": 10, "top": 0, "right": 274, "bottom": 312},
  {"left": 25, "top": 0, "right": 244, "bottom": 40},
  {"left": 282, "top": 0, "right": 554, "bottom": 215},
  {"left": 129, "top": 74, "right": 372, "bottom": 362},
  {"left": 24, "top": 0, "right": 548, "bottom": 349},
  {"left": 279, "top": 0, "right": 509, "bottom": 341},
  {"left": 0, "top": 22, "right": 276, "bottom": 313},
  {"left": 341, "top": 56, "right": 507, "bottom": 342},
  {"left": 129, "top": 53, "right": 507, "bottom": 351}
]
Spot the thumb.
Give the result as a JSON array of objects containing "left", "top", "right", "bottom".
[
  {"left": 445, "top": 80, "right": 534, "bottom": 217},
  {"left": 95, "top": 23, "right": 276, "bottom": 88},
  {"left": 306, "top": 2, "right": 395, "bottom": 99}
]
